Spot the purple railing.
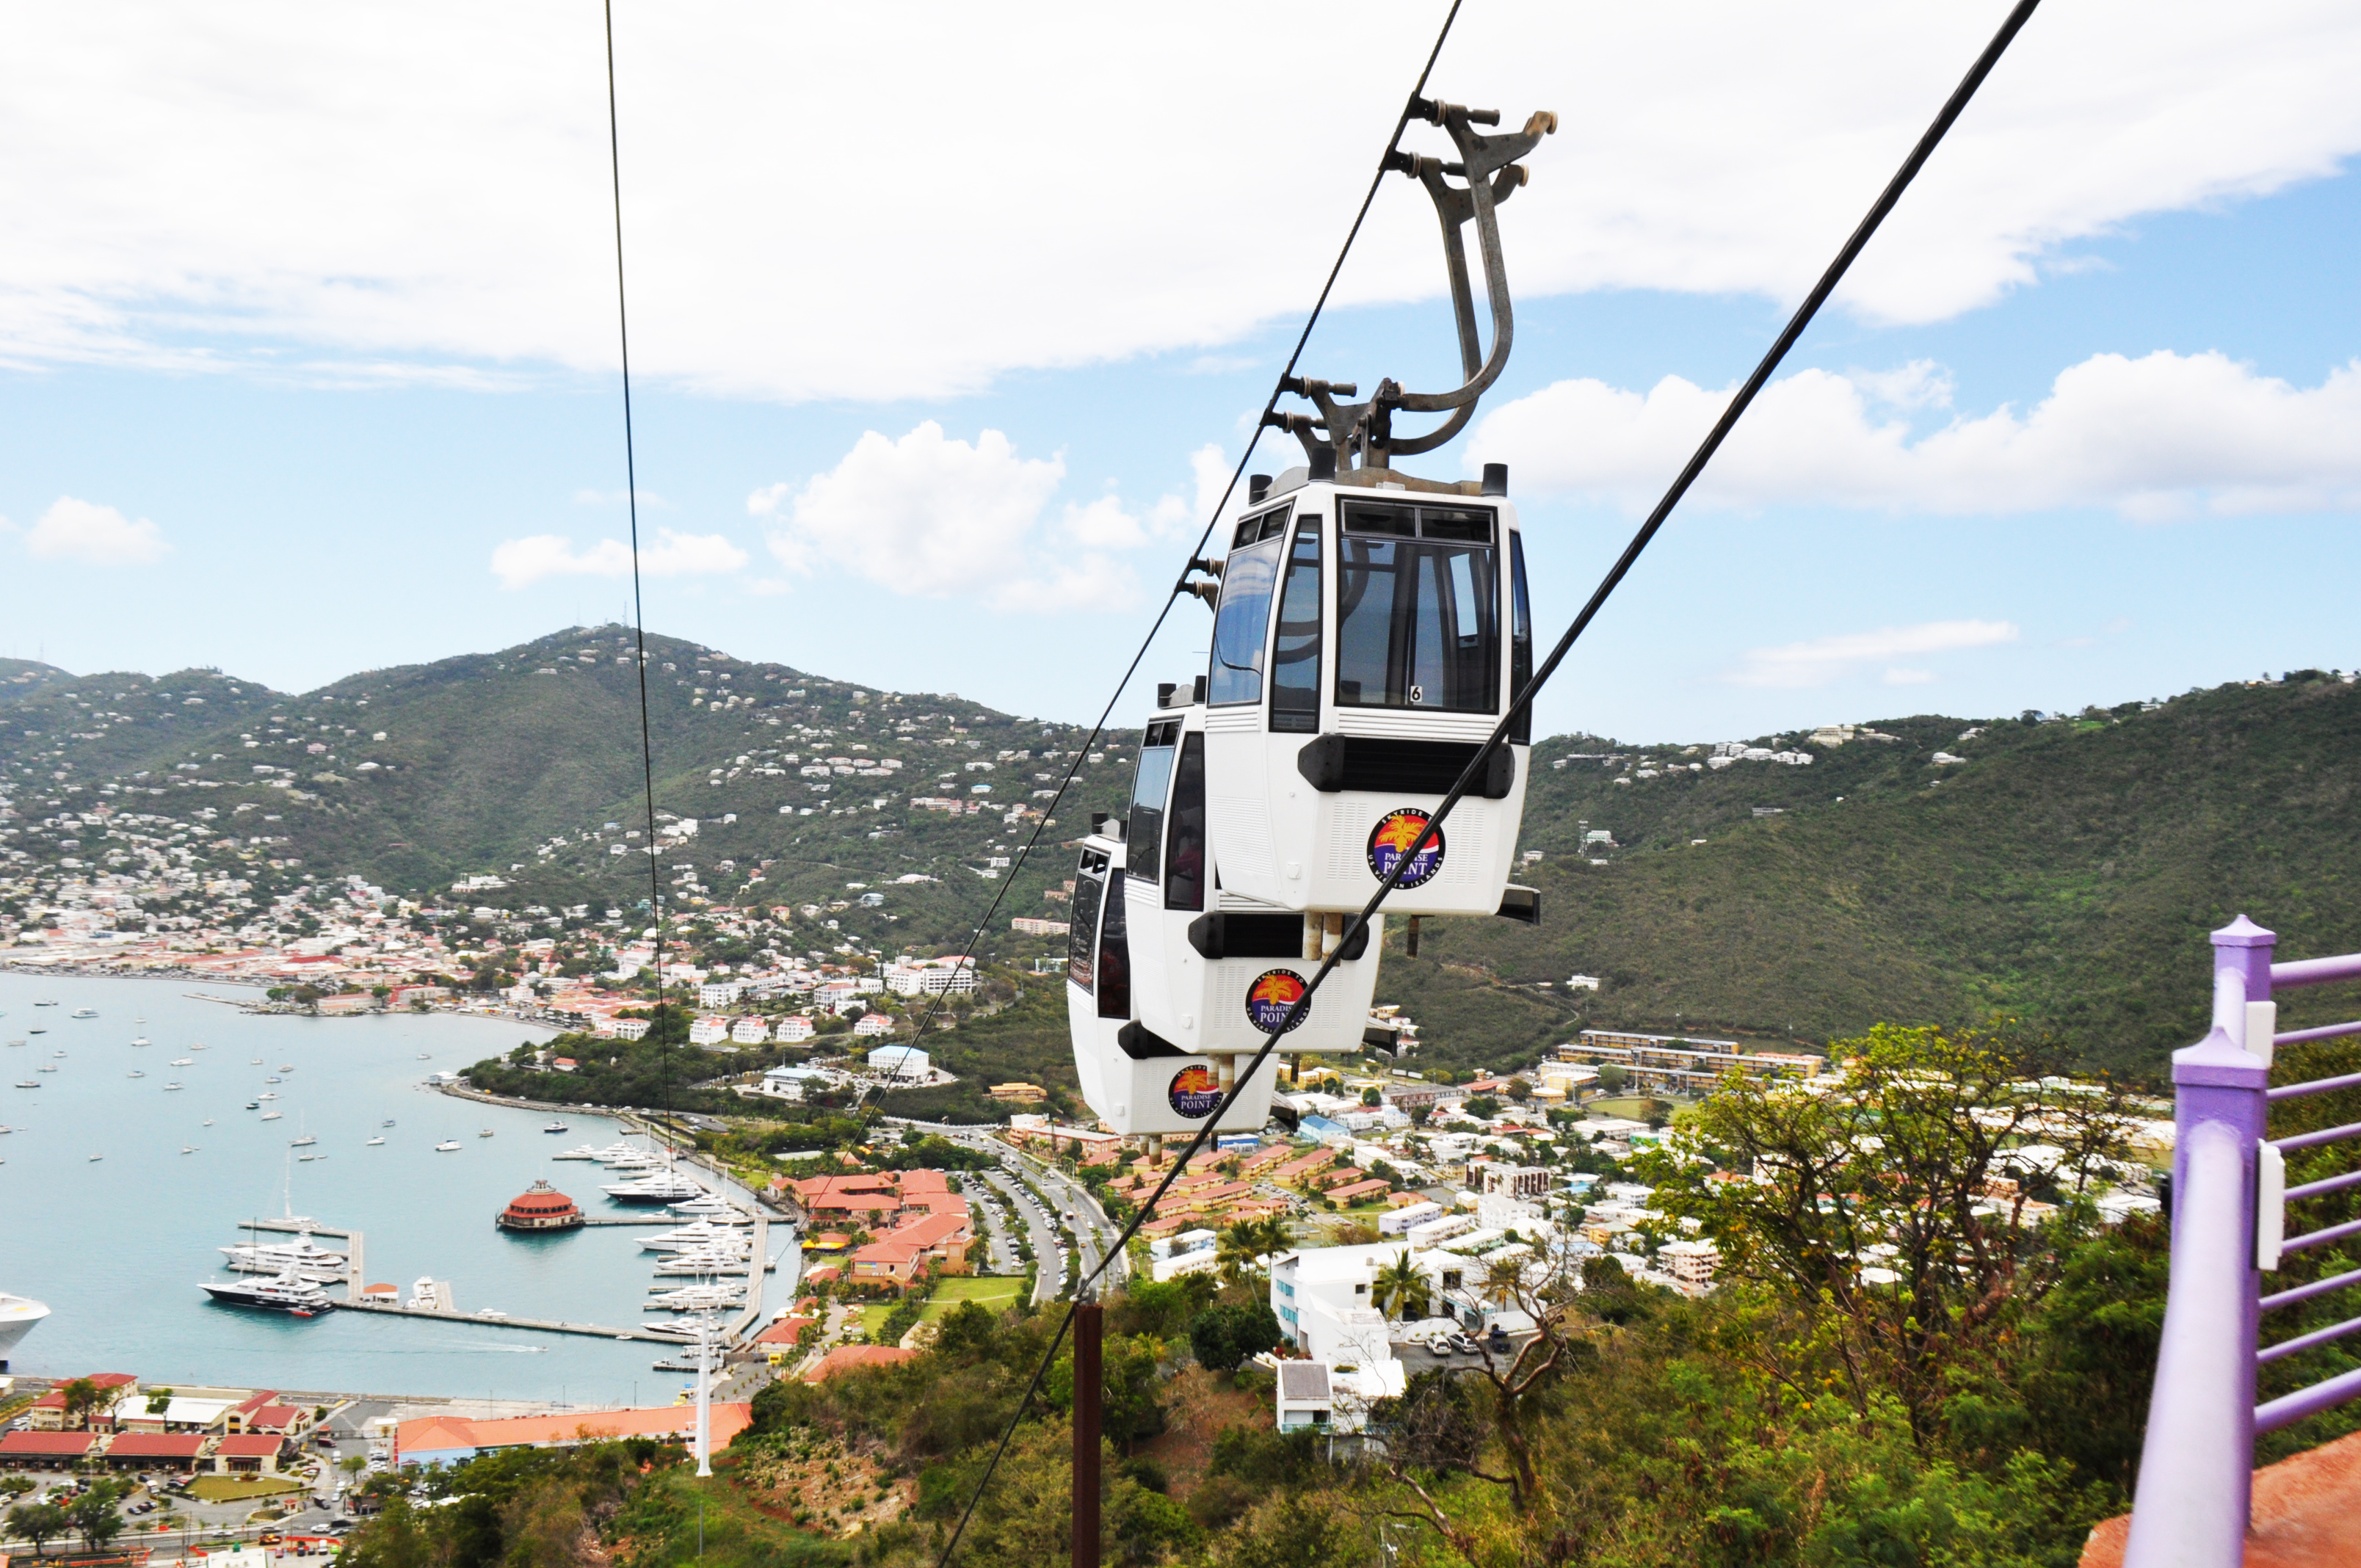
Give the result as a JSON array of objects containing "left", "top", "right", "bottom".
[{"left": 2122, "top": 918, "right": 2361, "bottom": 1567}]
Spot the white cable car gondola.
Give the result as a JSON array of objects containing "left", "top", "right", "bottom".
[{"left": 1070, "top": 95, "right": 1554, "bottom": 1142}]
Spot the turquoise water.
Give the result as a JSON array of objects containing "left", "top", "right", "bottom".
[{"left": 0, "top": 973, "right": 733, "bottom": 1406}]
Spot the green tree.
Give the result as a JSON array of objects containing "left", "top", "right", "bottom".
[
  {"left": 6, "top": 1500, "right": 69, "bottom": 1558},
  {"left": 1216, "top": 1217, "right": 1291, "bottom": 1285},
  {"left": 145, "top": 1387, "right": 173, "bottom": 1415},
  {"left": 1506, "top": 1076, "right": 1533, "bottom": 1103},
  {"left": 57, "top": 1378, "right": 104, "bottom": 1431},
  {"left": 1190, "top": 1303, "right": 1283, "bottom": 1373},
  {"left": 70, "top": 1481, "right": 128, "bottom": 1554},
  {"left": 1371, "top": 1249, "right": 1428, "bottom": 1321},
  {"left": 1637, "top": 1023, "right": 2134, "bottom": 1445},
  {"left": 1595, "top": 1063, "right": 1628, "bottom": 1096}
]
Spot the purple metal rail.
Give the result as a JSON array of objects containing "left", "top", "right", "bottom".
[{"left": 2122, "top": 918, "right": 2361, "bottom": 1567}]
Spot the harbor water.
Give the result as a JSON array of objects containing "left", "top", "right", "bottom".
[{"left": 0, "top": 972, "right": 775, "bottom": 1405}]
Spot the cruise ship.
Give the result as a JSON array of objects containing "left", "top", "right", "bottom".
[
  {"left": 0, "top": 1293, "right": 50, "bottom": 1371},
  {"left": 200, "top": 1269, "right": 330, "bottom": 1315}
]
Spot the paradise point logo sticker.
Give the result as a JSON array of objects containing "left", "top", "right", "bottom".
[
  {"left": 1168, "top": 1064, "right": 1222, "bottom": 1119},
  {"left": 1367, "top": 807, "right": 1445, "bottom": 888},
  {"left": 1244, "top": 969, "right": 1310, "bottom": 1035}
]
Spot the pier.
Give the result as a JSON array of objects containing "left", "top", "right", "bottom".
[{"left": 328, "top": 1297, "right": 691, "bottom": 1343}]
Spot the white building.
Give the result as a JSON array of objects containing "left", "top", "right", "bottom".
[
  {"left": 1477, "top": 1164, "right": 1551, "bottom": 1199},
  {"left": 852, "top": 1012, "right": 896, "bottom": 1037},
  {"left": 730, "top": 1017, "right": 771, "bottom": 1045},
  {"left": 1656, "top": 1238, "right": 1720, "bottom": 1292},
  {"left": 774, "top": 1015, "right": 815, "bottom": 1043},
  {"left": 760, "top": 1066, "right": 822, "bottom": 1102},
  {"left": 867, "top": 1044, "right": 930, "bottom": 1081},
  {"left": 699, "top": 980, "right": 744, "bottom": 1009},
  {"left": 689, "top": 1015, "right": 730, "bottom": 1046},
  {"left": 1379, "top": 1201, "right": 1443, "bottom": 1236},
  {"left": 605, "top": 1017, "right": 650, "bottom": 1041}
]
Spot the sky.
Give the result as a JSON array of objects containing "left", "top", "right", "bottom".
[{"left": 2, "top": 1, "right": 2359, "bottom": 744}]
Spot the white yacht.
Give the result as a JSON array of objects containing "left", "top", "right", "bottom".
[
  {"left": 642, "top": 1219, "right": 747, "bottom": 1251},
  {"left": 126, "top": 1070, "right": 145, "bottom": 1080},
  {"left": 435, "top": 1139, "right": 461, "bottom": 1152},
  {"left": 602, "top": 1172, "right": 706, "bottom": 1205},
  {"left": 260, "top": 1111, "right": 283, "bottom": 1122},
  {"left": 163, "top": 1082, "right": 184, "bottom": 1092},
  {"left": 222, "top": 1232, "right": 349, "bottom": 1271},
  {"left": 366, "top": 1136, "right": 385, "bottom": 1147},
  {"left": 200, "top": 1269, "right": 330, "bottom": 1315},
  {"left": 182, "top": 1145, "right": 199, "bottom": 1155},
  {"left": 170, "top": 1057, "right": 193, "bottom": 1067},
  {"left": 131, "top": 1037, "right": 150, "bottom": 1048},
  {"left": 70, "top": 1008, "right": 98, "bottom": 1020},
  {"left": 669, "top": 1194, "right": 743, "bottom": 1219},
  {"left": 290, "top": 1134, "right": 316, "bottom": 1147},
  {"left": 258, "top": 1091, "right": 278, "bottom": 1100},
  {"left": 0, "top": 1292, "right": 53, "bottom": 1369}
]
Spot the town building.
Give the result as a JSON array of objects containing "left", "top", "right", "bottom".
[{"left": 497, "top": 1180, "right": 585, "bottom": 1232}]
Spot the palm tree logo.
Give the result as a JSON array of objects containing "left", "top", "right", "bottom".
[
  {"left": 1366, "top": 808, "right": 1445, "bottom": 888},
  {"left": 1167, "top": 1064, "right": 1223, "bottom": 1119},
  {"left": 1244, "top": 970, "right": 1309, "bottom": 1034}
]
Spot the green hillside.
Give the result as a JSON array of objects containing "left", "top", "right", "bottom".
[
  {"left": 8, "top": 631, "right": 2357, "bottom": 1079},
  {"left": 1399, "top": 672, "right": 2361, "bottom": 1077}
]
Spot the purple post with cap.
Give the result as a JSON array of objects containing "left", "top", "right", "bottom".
[{"left": 2122, "top": 916, "right": 2274, "bottom": 1567}]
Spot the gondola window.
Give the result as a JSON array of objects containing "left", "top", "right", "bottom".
[{"left": 1268, "top": 518, "right": 1324, "bottom": 733}]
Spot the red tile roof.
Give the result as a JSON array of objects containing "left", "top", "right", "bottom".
[
  {"left": 106, "top": 1432, "right": 208, "bottom": 1459},
  {"left": 0, "top": 1431, "right": 100, "bottom": 1456},
  {"left": 214, "top": 1434, "right": 288, "bottom": 1457},
  {"left": 803, "top": 1346, "right": 917, "bottom": 1382},
  {"left": 752, "top": 1315, "right": 816, "bottom": 1346}
]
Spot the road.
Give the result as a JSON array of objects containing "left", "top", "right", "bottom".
[
  {"left": 981, "top": 1167, "right": 1066, "bottom": 1304},
  {"left": 892, "top": 1118, "right": 1128, "bottom": 1299}
]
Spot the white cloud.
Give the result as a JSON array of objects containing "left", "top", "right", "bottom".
[
  {"left": 489, "top": 527, "right": 745, "bottom": 589},
  {"left": 1472, "top": 352, "right": 2361, "bottom": 518},
  {"left": 753, "top": 423, "right": 1218, "bottom": 612},
  {"left": 20, "top": 497, "right": 169, "bottom": 564},
  {"left": 2, "top": 4, "right": 2359, "bottom": 396},
  {"left": 1730, "top": 620, "right": 2020, "bottom": 689}
]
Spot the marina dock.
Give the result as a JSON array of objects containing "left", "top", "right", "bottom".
[
  {"left": 329, "top": 1297, "right": 691, "bottom": 1343},
  {"left": 244, "top": 1216, "right": 364, "bottom": 1296}
]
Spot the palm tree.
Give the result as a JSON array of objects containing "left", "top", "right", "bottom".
[
  {"left": 1216, "top": 1216, "right": 1293, "bottom": 1284},
  {"left": 1371, "top": 1249, "right": 1426, "bottom": 1321}
]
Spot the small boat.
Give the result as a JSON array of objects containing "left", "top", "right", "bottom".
[
  {"left": 265, "top": 1076, "right": 282, "bottom": 1084},
  {"left": 366, "top": 1136, "right": 384, "bottom": 1146},
  {"left": 4, "top": 1039, "right": 21, "bottom": 1048},
  {"left": 543, "top": 1121, "right": 569, "bottom": 1134},
  {"left": 182, "top": 1145, "right": 198, "bottom": 1155},
  {"left": 250, "top": 1057, "right": 264, "bottom": 1065},
  {"left": 382, "top": 1118, "right": 396, "bottom": 1127},
  {"left": 244, "top": 1100, "right": 260, "bottom": 1110},
  {"left": 478, "top": 1128, "right": 496, "bottom": 1139},
  {"left": 203, "top": 1118, "right": 215, "bottom": 1126},
  {"left": 126, "top": 1070, "right": 146, "bottom": 1079},
  {"left": 164, "top": 1083, "right": 184, "bottom": 1092},
  {"left": 258, "top": 1092, "right": 278, "bottom": 1100},
  {"left": 131, "top": 1037, "right": 150, "bottom": 1048},
  {"left": 435, "top": 1139, "right": 462, "bottom": 1152},
  {"left": 88, "top": 1153, "right": 102, "bottom": 1161},
  {"left": 192, "top": 1043, "right": 208, "bottom": 1051},
  {"left": 170, "top": 1057, "right": 193, "bottom": 1067},
  {"left": 49, "top": 1050, "right": 64, "bottom": 1058},
  {"left": 11, "top": 1081, "right": 34, "bottom": 1090},
  {"left": 417, "top": 1053, "right": 431, "bottom": 1061},
  {"left": 298, "top": 1154, "right": 318, "bottom": 1163},
  {"left": 35, "top": 1000, "right": 57, "bottom": 1007},
  {"left": 71, "top": 1008, "right": 98, "bottom": 1019},
  {"left": 290, "top": 1135, "right": 316, "bottom": 1147},
  {"left": 36, "top": 1064, "right": 57, "bottom": 1074},
  {"left": 261, "top": 1111, "right": 283, "bottom": 1122},
  {"left": 28, "top": 1028, "right": 44, "bottom": 1036},
  {"left": 281, "top": 1064, "right": 295, "bottom": 1072}
]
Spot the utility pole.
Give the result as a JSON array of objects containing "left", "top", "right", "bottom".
[{"left": 1072, "top": 1295, "right": 1101, "bottom": 1568}]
